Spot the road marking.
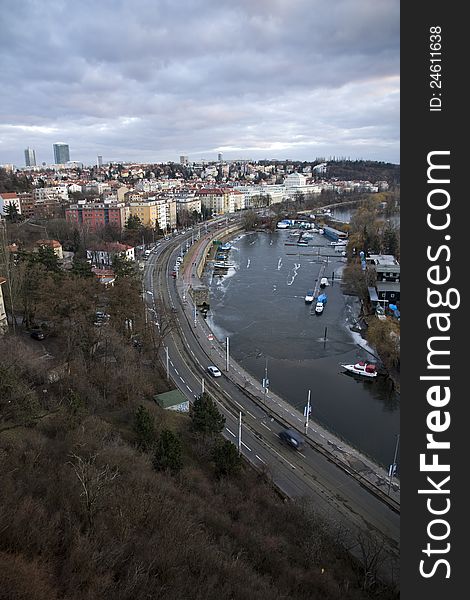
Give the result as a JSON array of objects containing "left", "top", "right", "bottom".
[
  {"left": 246, "top": 410, "right": 256, "bottom": 419},
  {"left": 234, "top": 400, "right": 244, "bottom": 410},
  {"left": 261, "top": 422, "right": 271, "bottom": 431},
  {"left": 268, "top": 445, "right": 296, "bottom": 470},
  {"left": 186, "top": 385, "right": 192, "bottom": 392},
  {"left": 180, "top": 377, "right": 185, "bottom": 383},
  {"left": 226, "top": 428, "right": 236, "bottom": 437},
  {"left": 241, "top": 442, "right": 252, "bottom": 452},
  {"left": 256, "top": 454, "right": 266, "bottom": 464},
  {"left": 174, "top": 368, "right": 179, "bottom": 375}
]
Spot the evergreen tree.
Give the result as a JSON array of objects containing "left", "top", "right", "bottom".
[
  {"left": 4, "top": 203, "right": 22, "bottom": 223},
  {"left": 112, "top": 254, "right": 136, "bottom": 279},
  {"left": 190, "top": 393, "right": 225, "bottom": 435},
  {"left": 125, "top": 215, "right": 142, "bottom": 230},
  {"left": 212, "top": 439, "right": 241, "bottom": 477},
  {"left": 153, "top": 429, "right": 183, "bottom": 474},
  {"left": 32, "top": 245, "right": 61, "bottom": 273},
  {"left": 71, "top": 256, "right": 94, "bottom": 278},
  {"left": 134, "top": 405, "right": 156, "bottom": 451}
]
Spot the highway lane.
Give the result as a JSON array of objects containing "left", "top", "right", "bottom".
[{"left": 142, "top": 228, "right": 400, "bottom": 576}]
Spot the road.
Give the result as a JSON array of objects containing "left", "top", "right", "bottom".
[{"left": 142, "top": 225, "right": 400, "bottom": 580}]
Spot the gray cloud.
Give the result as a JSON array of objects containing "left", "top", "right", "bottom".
[{"left": 0, "top": 0, "right": 399, "bottom": 165}]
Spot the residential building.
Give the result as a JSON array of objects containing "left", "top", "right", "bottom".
[
  {"left": 376, "top": 281, "right": 400, "bottom": 305},
  {"left": 33, "top": 186, "right": 69, "bottom": 203},
  {"left": 0, "top": 193, "right": 21, "bottom": 216},
  {"left": 24, "top": 147, "right": 37, "bottom": 167},
  {"left": 175, "top": 193, "right": 202, "bottom": 216},
  {"left": 126, "top": 197, "right": 177, "bottom": 231},
  {"left": 18, "top": 192, "right": 35, "bottom": 219},
  {"left": 199, "top": 188, "right": 243, "bottom": 214},
  {"left": 35, "top": 239, "right": 63, "bottom": 260},
  {"left": 66, "top": 200, "right": 127, "bottom": 232},
  {"left": 87, "top": 242, "right": 135, "bottom": 266},
  {"left": 53, "top": 143, "right": 70, "bottom": 164}
]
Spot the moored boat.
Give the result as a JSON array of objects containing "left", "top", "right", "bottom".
[{"left": 341, "top": 361, "right": 378, "bottom": 378}]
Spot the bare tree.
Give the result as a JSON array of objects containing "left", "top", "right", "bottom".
[
  {"left": 356, "top": 531, "right": 387, "bottom": 591},
  {"left": 68, "top": 453, "right": 119, "bottom": 529}
]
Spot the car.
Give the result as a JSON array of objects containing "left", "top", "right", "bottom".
[
  {"left": 207, "top": 365, "right": 222, "bottom": 377},
  {"left": 279, "top": 428, "right": 305, "bottom": 450},
  {"left": 315, "top": 301, "right": 324, "bottom": 314},
  {"left": 30, "top": 329, "right": 45, "bottom": 340},
  {"left": 320, "top": 277, "right": 329, "bottom": 288}
]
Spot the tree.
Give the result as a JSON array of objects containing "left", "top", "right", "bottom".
[
  {"left": 112, "top": 254, "right": 136, "bottom": 279},
  {"left": 68, "top": 453, "right": 119, "bottom": 530},
  {"left": 152, "top": 429, "right": 183, "bottom": 474},
  {"left": 71, "top": 256, "right": 94, "bottom": 278},
  {"left": 125, "top": 214, "right": 142, "bottom": 230},
  {"left": 4, "top": 203, "right": 22, "bottom": 223},
  {"left": 242, "top": 210, "right": 258, "bottom": 231},
  {"left": 134, "top": 405, "right": 156, "bottom": 450},
  {"left": 212, "top": 439, "right": 241, "bottom": 477},
  {"left": 32, "top": 245, "right": 61, "bottom": 273},
  {"left": 190, "top": 393, "right": 225, "bottom": 436}
]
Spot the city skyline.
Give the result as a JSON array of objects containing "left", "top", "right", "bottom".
[{"left": 1, "top": 0, "right": 399, "bottom": 166}]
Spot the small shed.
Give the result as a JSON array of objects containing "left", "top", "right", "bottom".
[{"left": 154, "top": 389, "right": 189, "bottom": 413}]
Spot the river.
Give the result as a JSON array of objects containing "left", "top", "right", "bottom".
[{"left": 206, "top": 229, "right": 400, "bottom": 468}]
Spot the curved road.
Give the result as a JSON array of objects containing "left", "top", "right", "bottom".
[{"left": 143, "top": 226, "right": 400, "bottom": 581}]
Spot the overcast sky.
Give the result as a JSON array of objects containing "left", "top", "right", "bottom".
[{"left": 0, "top": 0, "right": 399, "bottom": 167}]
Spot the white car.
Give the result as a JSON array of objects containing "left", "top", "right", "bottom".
[
  {"left": 315, "top": 302, "right": 324, "bottom": 314},
  {"left": 320, "top": 277, "right": 329, "bottom": 288},
  {"left": 207, "top": 365, "right": 222, "bottom": 377}
]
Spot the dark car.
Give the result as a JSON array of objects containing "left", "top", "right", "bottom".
[
  {"left": 30, "top": 329, "right": 45, "bottom": 340},
  {"left": 278, "top": 428, "right": 305, "bottom": 451}
]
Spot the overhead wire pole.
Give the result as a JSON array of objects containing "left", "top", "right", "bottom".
[
  {"left": 165, "top": 346, "right": 170, "bottom": 381},
  {"left": 304, "top": 390, "right": 311, "bottom": 433},
  {"left": 262, "top": 358, "right": 269, "bottom": 402},
  {"left": 238, "top": 412, "right": 242, "bottom": 455},
  {"left": 387, "top": 433, "right": 400, "bottom": 495},
  {"left": 225, "top": 336, "right": 230, "bottom": 371}
]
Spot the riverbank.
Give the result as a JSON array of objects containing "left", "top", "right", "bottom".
[{"left": 184, "top": 226, "right": 400, "bottom": 502}]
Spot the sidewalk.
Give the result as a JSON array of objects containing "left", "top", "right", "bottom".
[{"left": 177, "top": 228, "right": 400, "bottom": 507}]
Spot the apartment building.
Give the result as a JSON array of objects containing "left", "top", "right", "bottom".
[
  {"left": 66, "top": 200, "right": 127, "bottom": 232},
  {"left": 125, "top": 196, "right": 177, "bottom": 231},
  {"left": 199, "top": 188, "right": 244, "bottom": 214}
]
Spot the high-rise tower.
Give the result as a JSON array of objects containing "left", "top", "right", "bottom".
[
  {"left": 53, "top": 143, "right": 70, "bottom": 164},
  {"left": 24, "top": 147, "right": 36, "bottom": 167}
]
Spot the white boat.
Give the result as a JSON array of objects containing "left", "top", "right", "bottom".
[
  {"left": 305, "top": 290, "right": 315, "bottom": 303},
  {"left": 330, "top": 240, "right": 347, "bottom": 246},
  {"left": 341, "top": 361, "right": 378, "bottom": 378},
  {"left": 214, "top": 262, "right": 235, "bottom": 269}
]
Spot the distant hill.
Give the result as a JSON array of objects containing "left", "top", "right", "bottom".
[{"left": 325, "top": 160, "right": 400, "bottom": 185}]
